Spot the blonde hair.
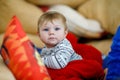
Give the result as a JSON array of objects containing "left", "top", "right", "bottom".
[{"left": 37, "top": 11, "right": 67, "bottom": 33}]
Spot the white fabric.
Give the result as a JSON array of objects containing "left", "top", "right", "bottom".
[
  {"left": 41, "top": 38, "right": 82, "bottom": 69},
  {"left": 49, "top": 4, "right": 103, "bottom": 32}
]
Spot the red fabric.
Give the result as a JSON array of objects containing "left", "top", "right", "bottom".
[
  {"left": 67, "top": 32, "right": 103, "bottom": 65},
  {"left": 47, "top": 32, "right": 104, "bottom": 80},
  {"left": 47, "top": 60, "right": 104, "bottom": 80},
  {"left": 39, "top": 6, "right": 49, "bottom": 12}
]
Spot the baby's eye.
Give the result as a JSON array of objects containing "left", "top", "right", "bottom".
[
  {"left": 43, "top": 28, "right": 49, "bottom": 31},
  {"left": 55, "top": 27, "right": 60, "bottom": 31}
]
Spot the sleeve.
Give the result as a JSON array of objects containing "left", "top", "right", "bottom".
[{"left": 41, "top": 48, "right": 73, "bottom": 69}]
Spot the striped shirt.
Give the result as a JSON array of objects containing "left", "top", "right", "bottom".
[{"left": 41, "top": 38, "right": 82, "bottom": 69}]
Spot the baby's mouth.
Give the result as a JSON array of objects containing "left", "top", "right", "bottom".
[{"left": 49, "top": 37, "right": 55, "bottom": 40}]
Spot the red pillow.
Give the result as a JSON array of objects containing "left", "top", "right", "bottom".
[{"left": 0, "top": 16, "right": 51, "bottom": 80}]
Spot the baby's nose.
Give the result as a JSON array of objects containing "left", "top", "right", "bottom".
[{"left": 49, "top": 29, "right": 54, "bottom": 35}]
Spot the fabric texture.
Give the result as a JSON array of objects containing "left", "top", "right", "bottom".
[
  {"left": 0, "top": 15, "right": 104, "bottom": 80},
  {"left": 47, "top": 60, "right": 104, "bottom": 80},
  {"left": 67, "top": 32, "right": 103, "bottom": 65},
  {"left": 0, "top": 16, "right": 51, "bottom": 80},
  {"left": 41, "top": 38, "right": 82, "bottom": 69},
  {"left": 46, "top": 32, "right": 105, "bottom": 80},
  {"left": 106, "top": 26, "right": 120, "bottom": 80}
]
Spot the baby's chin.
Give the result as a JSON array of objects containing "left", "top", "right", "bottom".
[{"left": 46, "top": 42, "right": 58, "bottom": 48}]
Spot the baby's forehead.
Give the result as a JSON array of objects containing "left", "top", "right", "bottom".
[
  {"left": 40, "top": 21, "right": 65, "bottom": 29},
  {"left": 40, "top": 18, "right": 67, "bottom": 28},
  {"left": 43, "top": 19, "right": 63, "bottom": 24}
]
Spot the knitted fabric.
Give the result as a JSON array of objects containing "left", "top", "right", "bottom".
[
  {"left": 40, "top": 38, "right": 82, "bottom": 69},
  {"left": 36, "top": 32, "right": 104, "bottom": 80},
  {"left": 47, "top": 60, "right": 104, "bottom": 80},
  {"left": 67, "top": 32, "right": 103, "bottom": 65},
  {"left": 106, "top": 26, "right": 120, "bottom": 80},
  {"left": 46, "top": 32, "right": 104, "bottom": 80}
]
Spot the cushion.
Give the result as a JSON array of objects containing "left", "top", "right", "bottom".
[
  {"left": 77, "top": 0, "right": 120, "bottom": 34},
  {"left": 0, "top": 0, "right": 43, "bottom": 34},
  {"left": 27, "top": 0, "right": 87, "bottom": 8},
  {"left": 49, "top": 5, "right": 103, "bottom": 39},
  {"left": 0, "top": 16, "right": 51, "bottom": 80}
]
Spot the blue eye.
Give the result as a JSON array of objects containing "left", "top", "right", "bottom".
[
  {"left": 55, "top": 27, "right": 60, "bottom": 31},
  {"left": 43, "top": 28, "right": 49, "bottom": 31}
]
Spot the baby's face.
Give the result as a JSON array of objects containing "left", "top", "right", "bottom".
[{"left": 38, "top": 19, "right": 68, "bottom": 48}]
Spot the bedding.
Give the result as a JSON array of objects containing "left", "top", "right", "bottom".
[
  {"left": 0, "top": 15, "right": 105, "bottom": 80},
  {"left": 46, "top": 32, "right": 105, "bottom": 80}
]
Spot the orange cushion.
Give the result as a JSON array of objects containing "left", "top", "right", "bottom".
[{"left": 0, "top": 16, "right": 51, "bottom": 80}]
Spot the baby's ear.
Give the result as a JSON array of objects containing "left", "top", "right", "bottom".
[
  {"left": 37, "top": 31, "right": 39, "bottom": 35},
  {"left": 65, "top": 29, "right": 68, "bottom": 37},
  {"left": 37, "top": 31, "right": 40, "bottom": 37}
]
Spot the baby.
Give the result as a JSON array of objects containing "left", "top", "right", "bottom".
[{"left": 37, "top": 11, "right": 82, "bottom": 69}]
